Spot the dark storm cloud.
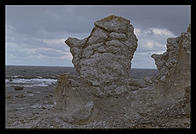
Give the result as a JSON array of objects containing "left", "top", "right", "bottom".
[
  {"left": 6, "top": 5, "right": 190, "bottom": 35},
  {"left": 6, "top": 6, "right": 93, "bottom": 35}
]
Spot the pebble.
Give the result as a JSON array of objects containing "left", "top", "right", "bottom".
[
  {"left": 28, "top": 93, "right": 34, "bottom": 97},
  {"left": 6, "top": 95, "right": 12, "bottom": 99},
  {"left": 14, "top": 86, "right": 24, "bottom": 91},
  {"left": 15, "top": 94, "right": 25, "bottom": 98}
]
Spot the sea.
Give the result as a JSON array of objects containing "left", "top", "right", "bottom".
[{"left": 5, "top": 65, "right": 158, "bottom": 88}]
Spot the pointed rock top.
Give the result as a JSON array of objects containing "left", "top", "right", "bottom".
[{"left": 94, "top": 15, "right": 131, "bottom": 33}]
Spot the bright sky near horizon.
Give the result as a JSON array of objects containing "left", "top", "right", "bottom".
[{"left": 6, "top": 5, "right": 190, "bottom": 68}]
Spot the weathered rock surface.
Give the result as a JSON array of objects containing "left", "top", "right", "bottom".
[
  {"left": 56, "top": 15, "right": 147, "bottom": 124},
  {"left": 151, "top": 24, "right": 191, "bottom": 103},
  {"left": 150, "top": 25, "right": 191, "bottom": 127},
  {"left": 65, "top": 15, "right": 138, "bottom": 93},
  {"left": 33, "top": 17, "right": 190, "bottom": 128}
]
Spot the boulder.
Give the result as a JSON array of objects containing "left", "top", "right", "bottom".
[{"left": 15, "top": 94, "right": 25, "bottom": 98}]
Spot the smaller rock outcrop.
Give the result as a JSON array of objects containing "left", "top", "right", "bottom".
[{"left": 152, "top": 24, "right": 191, "bottom": 106}]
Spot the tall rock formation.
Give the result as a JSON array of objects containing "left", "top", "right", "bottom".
[
  {"left": 65, "top": 15, "right": 138, "bottom": 95},
  {"left": 53, "top": 15, "right": 139, "bottom": 125}
]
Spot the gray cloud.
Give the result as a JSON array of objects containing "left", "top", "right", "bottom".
[
  {"left": 6, "top": 5, "right": 190, "bottom": 34},
  {"left": 35, "top": 48, "right": 65, "bottom": 58},
  {"left": 134, "top": 27, "right": 176, "bottom": 53},
  {"left": 6, "top": 5, "right": 190, "bottom": 68}
]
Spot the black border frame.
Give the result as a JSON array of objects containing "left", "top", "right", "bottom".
[{"left": 0, "top": 0, "right": 193, "bottom": 133}]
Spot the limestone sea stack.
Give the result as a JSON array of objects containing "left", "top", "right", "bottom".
[
  {"left": 54, "top": 15, "right": 139, "bottom": 125},
  {"left": 65, "top": 15, "right": 138, "bottom": 91}
]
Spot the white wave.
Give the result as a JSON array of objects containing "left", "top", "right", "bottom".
[
  {"left": 5, "top": 78, "right": 57, "bottom": 87},
  {"left": 27, "top": 93, "right": 34, "bottom": 96},
  {"left": 35, "top": 91, "right": 41, "bottom": 94},
  {"left": 16, "top": 107, "right": 25, "bottom": 110},
  {"left": 30, "top": 104, "right": 42, "bottom": 109},
  {"left": 12, "top": 75, "right": 23, "bottom": 78},
  {"left": 8, "top": 78, "right": 57, "bottom": 84}
]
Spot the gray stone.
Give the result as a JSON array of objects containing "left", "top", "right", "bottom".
[
  {"left": 14, "top": 86, "right": 24, "bottom": 91},
  {"left": 151, "top": 24, "right": 191, "bottom": 104},
  {"left": 65, "top": 15, "right": 138, "bottom": 94},
  {"left": 51, "top": 17, "right": 191, "bottom": 128}
]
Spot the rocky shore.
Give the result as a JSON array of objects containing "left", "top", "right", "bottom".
[
  {"left": 5, "top": 15, "right": 191, "bottom": 128},
  {"left": 6, "top": 85, "right": 56, "bottom": 128}
]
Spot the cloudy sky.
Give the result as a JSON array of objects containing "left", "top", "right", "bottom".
[{"left": 6, "top": 5, "right": 190, "bottom": 68}]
